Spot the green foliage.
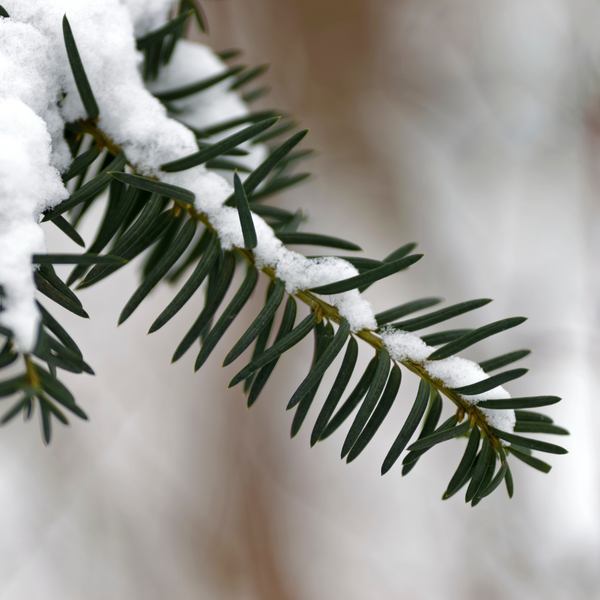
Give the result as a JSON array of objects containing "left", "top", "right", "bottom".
[
  {"left": 224, "top": 279, "right": 286, "bottom": 366},
  {"left": 187, "top": 110, "right": 284, "bottom": 139},
  {"left": 309, "top": 254, "right": 423, "bottom": 295},
  {"left": 61, "top": 146, "right": 101, "bottom": 182},
  {"left": 233, "top": 173, "right": 257, "bottom": 250},
  {"left": 161, "top": 118, "right": 279, "bottom": 172},
  {"left": 136, "top": 10, "right": 194, "bottom": 50},
  {"left": 247, "top": 295, "right": 297, "bottom": 407},
  {"left": 44, "top": 152, "right": 126, "bottom": 220},
  {"left": 0, "top": 3, "right": 568, "bottom": 506},
  {"left": 32, "top": 253, "right": 125, "bottom": 265},
  {"left": 346, "top": 363, "right": 401, "bottom": 463},
  {"left": 287, "top": 319, "right": 350, "bottom": 410},
  {"left": 154, "top": 65, "right": 246, "bottom": 102},
  {"left": 375, "top": 297, "right": 443, "bottom": 327},
  {"left": 51, "top": 215, "right": 86, "bottom": 247},
  {"left": 194, "top": 266, "right": 259, "bottom": 371},
  {"left": 62, "top": 15, "right": 99, "bottom": 119},
  {"left": 451, "top": 368, "right": 528, "bottom": 395},
  {"left": 341, "top": 347, "right": 391, "bottom": 458},
  {"left": 428, "top": 317, "right": 528, "bottom": 361},
  {"left": 225, "top": 130, "right": 309, "bottom": 203},
  {"left": 382, "top": 298, "right": 493, "bottom": 333},
  {"left": 109, "top": 172, "right": 196, "bottom": 204},
  {"left": 276, "top": 232, "right": 362, "bottom": 251},
  {"left": 381, "top": 379, "right": 430, "bottom": 474}
]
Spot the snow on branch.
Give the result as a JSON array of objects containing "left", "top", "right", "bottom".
[{"left": 0, "top": 0, "right": 515, "bottom": 433}]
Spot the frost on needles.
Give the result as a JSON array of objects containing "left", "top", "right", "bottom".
[{"left": 0, "top": 0, "right": 567, "bottom": 504}]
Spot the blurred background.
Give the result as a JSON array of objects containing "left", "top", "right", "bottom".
[{"left": 1, "top": 0, "right": 600, "bottom": 597}]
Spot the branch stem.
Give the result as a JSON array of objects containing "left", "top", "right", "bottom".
[{"left": 78, "top": 119, "right": 500, "bottom": 445}]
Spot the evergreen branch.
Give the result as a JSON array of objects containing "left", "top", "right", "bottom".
[
  {"left": 62, "top": 15, "right": 99, "bottom": 119},
  {"left": 0, "top": 9, "right": 568, "bottom": 506},
  {"left": 24, "top": 113, "right": 566, "bottom": 496}
]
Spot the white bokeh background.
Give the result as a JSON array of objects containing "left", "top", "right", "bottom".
[{"left": 1, "top": 0, "right": 599, "bottom": 598}]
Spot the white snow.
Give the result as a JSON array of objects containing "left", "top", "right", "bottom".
[
  {"left": 0, "top": 0, "right": 516, "bottom": 432},
  {"left": 147, "top": 39, "right": 268, "bottom": 175},
  {"left": 381, "top": 329, "right": 432, "bottom": 363},
  {"left": 0, "top": 14, "right": 72, "bottom": 349},
  {"left": 381, "top": 328, "right": 516, "bottom": 433},
  {"left": 0, "top": 98, "right": 68, "bottom": 350}
]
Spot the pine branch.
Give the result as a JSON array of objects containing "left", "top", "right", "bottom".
[{"left": 0, "top": 5, "right": 568, "bottom": 506}]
